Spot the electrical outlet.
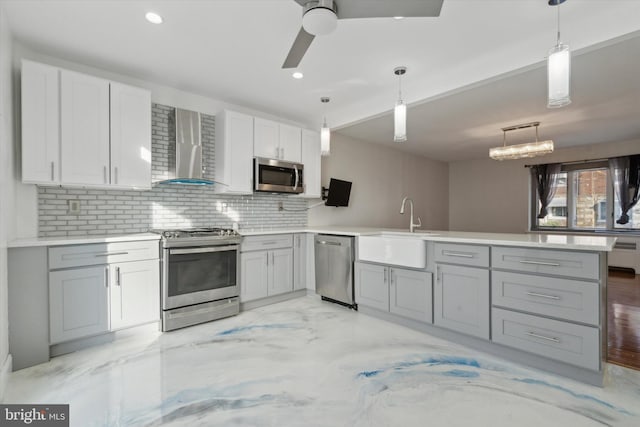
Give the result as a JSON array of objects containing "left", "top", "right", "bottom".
[
  {"left": 278, "top": 201, "right": 284, "bottom": 211},
  {"left": 68, "top": 200, "right": 81, "bottom": 214}
]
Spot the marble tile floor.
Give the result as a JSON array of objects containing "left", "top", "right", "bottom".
[{"left": 4, "top": 296, "right": 640, "bottom": 427}]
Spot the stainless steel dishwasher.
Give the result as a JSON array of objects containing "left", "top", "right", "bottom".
[{"left": 315, "top": 234, "right": 356, "bottom": 309}]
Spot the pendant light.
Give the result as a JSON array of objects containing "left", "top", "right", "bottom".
[
  {"left": 320, "top": 97, "right": 331, "bottom": 156},
  {"left": 393, "top": 66, "right": 407, "bottom": 143},
  {"left": 547, "top": 0, "right": 571, "bottom": 108},
  {"left": 489, "top": 122, "right": 554, "bottom": 161}
]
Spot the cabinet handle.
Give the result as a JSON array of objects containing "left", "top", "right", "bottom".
[
  {"left": 271, "top": 252, "right": 275, "bottom": 265},
  {"left": 436, "top": 266, "right": 441, "bottom": 282},
  {"left": 104, "top": 266, "right": 109, "bottom": 288},
  {"left": 281, "top": 147, "right": 285, "bottom": 159},
  {"left": 266, "top": 252, "right": 269, "bottom": 266},
  {"left": 526, "top": 331, "right": 560, "bottom": 343},
  {"left": 103, "top": 166, "right": 108, "bottom": 184},
  {"left": 390, "top": 269, "right": 394, "bottom": 285},
  {"left": 50, "top": 162, "right": 55, "bottom": 181},
  {"left": 114, "top": 166, "right": 118, "bottom": 184},
  {"left": 115, "top": 266, "right": 121, "bottom": 286},
  {"left": 318, "top": 240, "right": 341, "bottom": 246},
  {"left": 384, "top": 268, "right": 388, "bottom": 283},
  {"left": 262, "top": 241, "right": 278, "bottom": 246},
  {"left": 94, "top": 251, "right": 129, "bottom": 257},
  {"left": 519, "top": 260, "right": 561, "bottom": 267},
  {"left": 526, "top": 291, "right": 560, "bottom": 300},
  {"left": 442, "top": 251, "right": 474, "bottom": 258}
]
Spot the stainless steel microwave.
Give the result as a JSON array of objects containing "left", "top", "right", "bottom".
[{"left": 254, "top": 157, "right": 304, "bottom": 194}]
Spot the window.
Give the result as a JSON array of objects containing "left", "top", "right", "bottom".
[{"left": 532, "top": 165, "right": 639, "bottom": 232}]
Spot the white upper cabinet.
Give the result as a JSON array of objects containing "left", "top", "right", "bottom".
[
  {"left": 215, "top": 110, "right": 253, "bottom": 194},
  {"left": 21, "top": 60, "right": 60, "bottom": 185},
  {"left": 21, "top": 61, "right": 151, "bottom": 189},
  {"left": 278, "top": 123, "right": 302, "bottom": 162},
  {"left": 254, "top": 117, "right": 279, "bottom": 159},
  {"left": 300, "top": 129, "right": 321, "bottom": 198},
  {"left": 253, "top": 118, "right": 302, "bottom": 163},
  {"left": 110, "top": 82, "right": 152, "bottom": 189},
  {"left": 60, "top": 70, "right": 111, "bottom": 186}
]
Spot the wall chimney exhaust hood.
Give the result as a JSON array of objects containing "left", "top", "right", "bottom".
[{"left": 157, "top": 108, "right": 217, "bottom": 185}]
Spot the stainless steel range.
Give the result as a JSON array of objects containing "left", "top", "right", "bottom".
[{"left": 151, "top": 227, "right": 242, "bottom": 331}]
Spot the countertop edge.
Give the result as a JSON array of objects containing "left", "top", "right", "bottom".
[{"left": 8, "top": 233, "right": 161, "bottom": 248}]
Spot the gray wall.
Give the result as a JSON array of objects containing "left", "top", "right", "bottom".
[
  {"left": 0, "top": 3, "right": 14, "bottom": 397},
  {"left": 309, "top": 132, "right": 449, "bottom": 230},
  {"left": 37, "top": 104, "right": 307, "bottom": 237},
  {"left": 448, "top": 138, "right": 640, "bottom": 233}
]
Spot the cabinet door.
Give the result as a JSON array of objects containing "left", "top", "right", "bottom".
[
  {"left": 434, "top": 264, "right": 490, "bottom": 339},
  {"left": 214, "top": 111, "right": 253, "bottom": 194},
  {"left": 110, "top": 82, "right": 152, "bottom": 189},
  {"left": 254, "top": 117, "right": 279, "bottom": 159},
  {"left": 293, "top": 234, "right": 307, "bottom": 291},
  {"left": 270, "top": 248, "right": 294, "bottom": 296},
  {"left": 300, "top": 129, "right": 321, "bottom": 198},
  {"left": 110, "top": 260, "right": 160, "bottom": 330},
  {"left": 279, "top": 124, "right": 301, "bottom": 162},
  {"left": 354, "top": 262, "right": 388, "bottom": 311},
  {"left": 60, "top": 70, "right": 110, "bottom": 186},
  {"left": 390, "top": 268, "right": 433, "bottom": 323},
  {"left": 49, "top": 266, "right": 109, "bottom": 344},
  {"left": 240, "top": 251, "right": 269, "bottom": 301},
  {"left": 21, "top": 60, "right": 60, "bottom": 184}
]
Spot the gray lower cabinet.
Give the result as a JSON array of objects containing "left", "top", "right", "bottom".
[
  {"left": 492, "top": 307, "right": 600, "bottom": 371},
  {"left": 49, "top": 266, "right": 110, "bottom": 344},
  {"left": 240, "top": 248, "right": 293, "bottom": 302},
  {"left": 49, "top": 241, "right": 160, "bottom": 345},
  {"left": 355, "top": 262, "right": 388, "bottom": 311},
  {"left": 293, "top": 233, "right": 307, "bottom": 291},
  {"left": 434, "top": 263, "right": 490, "bottom": 339},
  {"left": 389, "top": 268, "right": 432, "bottom": 323},
  {"left": 355, "top": 262, "right": 432, "bottom": 322}
]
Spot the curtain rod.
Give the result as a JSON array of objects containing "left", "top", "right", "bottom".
[{"left": 524, "top": 157, "right": 610, "bottom": 168}]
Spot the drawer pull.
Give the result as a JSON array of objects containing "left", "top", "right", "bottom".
[
  {"left": 519, "top": 260, "right": 561, "bottom": 267},
  {"left": 442, "top": 251, "right": 474, "bottom": 258},
  {"left": 526, "top": 291, "right": 560, "bottom": 300},
  {"left": 94, "top": 251, "right": 129, "bottom": 257},
  {"left": 526, "top": 331, "right": 560, "bottom": 343},
  {"left": 262, "top": 241, "right": 278, "bottom": 246}
]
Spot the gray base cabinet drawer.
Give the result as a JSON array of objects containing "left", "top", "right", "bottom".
[
  {"left": 355, "top": 262, "right": 389, "bottom": 311},
  {"left": 434, "top": 243, "right": 489, "bottom": 268},
  {"left": 492, "top": 308, "right": 600, "bottom": 371},
  {"left": 49, "top": 240, "right": 159, "bottom": 269},
  {"left": 390, "top": 269, "right": 432, "bottom": 323},
  {"left": 492, "top": 271, "right": 599, "bottom": 325},
  {"left": 434, "top": 264, "right": 490, "bottom": 339},
  {"left": 492, "top": 247, "right": 599, "bottom": 280},
  {"left": 241, "top": 234, "right": 293, "bottom": 252}
]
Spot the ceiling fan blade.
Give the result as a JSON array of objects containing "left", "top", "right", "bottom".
[
  {"left": 334, "top": 0, "right": 444, "bottom": 19},
  {"left": 282, "top": 27, "right": 315, "bottom": 69}
]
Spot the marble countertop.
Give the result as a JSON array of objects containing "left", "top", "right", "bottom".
[
  {"left": 8, "top": 227, "right": 616, "bottom": 252},
  {"left": 241, "top": 226, "right": 617, "bottom": 252},
  {"left": 8, "top": 232, "right": 161, "bottom": 248}
]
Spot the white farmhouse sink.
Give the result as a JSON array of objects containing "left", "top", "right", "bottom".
[{"left": 358, "top": 233, "right": 428, "bottom": 268}]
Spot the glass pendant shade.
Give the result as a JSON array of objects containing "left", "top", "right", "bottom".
[
  {"left": 394, "top": 100, "right": 407, "bottom": 143},
  {"left": 489, "top": 140, "right": 554, "bottom": 161},
  {"left": 321, "top": 125, "right": 330, "bottom": 156},
  {"left": 547, "top": 42, "right": 571, "bottom": 108}
]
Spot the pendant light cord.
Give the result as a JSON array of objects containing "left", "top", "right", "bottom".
[
  {"left": 556, "top": 2, "right": 561, "bottom": 45},
  {"left": 398, "top": 73, "right": 403, "bottom": 101}
]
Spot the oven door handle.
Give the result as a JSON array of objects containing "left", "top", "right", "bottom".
[{"left": 169, "top": 245, "right": 239, "bottom": 255}]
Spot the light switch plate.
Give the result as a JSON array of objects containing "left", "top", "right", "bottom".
[{"left": 68, "top": 200, "right": 81, "bottom": 214}]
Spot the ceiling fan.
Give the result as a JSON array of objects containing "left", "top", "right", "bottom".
[{"left": 282, "top": 0, "right": 444, "bottom": 69}]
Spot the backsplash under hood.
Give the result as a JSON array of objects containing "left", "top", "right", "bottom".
[{"left": 157, "top": 108, "right": 217, "bottom": 185}]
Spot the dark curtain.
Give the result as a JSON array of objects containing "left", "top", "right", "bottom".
[
  {"left": 531, "top": 163, "right": 562, "bottom": 219},
  {"left": 609, "top": 155, "right": 640, "bottom": 224}
]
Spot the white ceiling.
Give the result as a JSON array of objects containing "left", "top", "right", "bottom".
[{"left": 3, "top": 0, "right": 640, "bottom": 161}]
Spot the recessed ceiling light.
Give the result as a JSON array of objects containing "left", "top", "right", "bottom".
[
  {"left": 393, "top": 16, "right": 405, "bottom": 20},
  {"left": 145, "top": 12, "right": 163, "bottom": 24},
  {"left": 292, "top": 71, "right": 304, "bottom": 79}
]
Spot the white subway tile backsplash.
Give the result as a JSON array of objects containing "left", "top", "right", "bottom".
[{"left": 38, "top": 103, "right": 308, "bottom": 237}]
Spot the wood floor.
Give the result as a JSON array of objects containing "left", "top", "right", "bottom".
[{"left": 607, "top": 269, "right": 640, "bottom": 370}]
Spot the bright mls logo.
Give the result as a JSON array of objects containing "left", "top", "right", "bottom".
[{"left": 0, "top": 405, "right": 69, "bottom": 426}]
